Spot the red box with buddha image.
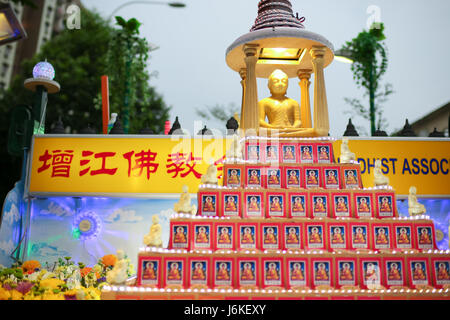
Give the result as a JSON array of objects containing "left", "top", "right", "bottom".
[
  {"left": 237, "top": 222, "right": 259, "bottom": 251},
  {"left": 287, "top": 191, "right": 309, "bottom": 218},
  {"left": 261, "top": 257, "right": 284, "bottom": 288},
  {"left": 280, "top": 143, "right": 298, "bottom": 164},
  {"left": 237, "top": 257, "right": 260, "bottom": 288},
  {"left": 350, "top": 222, "right": 371, "bottom": 250},
  {"left": 327, "top": 223, "right": 350, "bottom": 251},
  {"left": 169, "top": 222, "right": 190, "bottom": 250},
  {"left": 138, "top": 256, "right": 163, "bottom": 287},
  {"left": 383, "top": 257, "right": 407, "bottom": 288},
  {"left": 341, "top": 165, "right": 363, "bottom": 189},
  {"left": 310, "top": 258, "right": 333, "bottom": 289},
  {"left": 304, "top": 166, "right": 322, "bottom": 189},
  {"left": 191, "top": 222, "right": 213, "bottom": 251},
  {"left": 371, "top": 223, "right": 393, "bottom": 251},
  {"left": 430, "top": 257, "right": 450, "bottom": 289},
  {"left": 245, "top": 166, "right": 265, "bottom": 189},
  {"left": 310, "top": 192, "right": 330, "bottom": 218},
  {"left": 359, "top": 257, "right": 384, "bottom": 289},
  {"left": 323, "top": 166, "right": 342, "bottom": 190},
  {"left": 414, "top": 223, "right": 437, "bottom": 251},
  {"left": 198, "top": 191, "right": 220, "bottom": 217},
  {"left": 286, "top": 258, "right": 309, "bottom": 289},
  {"left": 214, "top": 222, "right": 236, "bottom": 251},
  {"left": 162, "top": 257, "right": 187, "bottom": 288},
  {"left": 223, "top": 165, "right": 244, "bottom": 188},
  {"left": 298, "top": 143, "right": 316, "bottom": 164},
  {"left": 265, "top": 166, "right": 283, "bottom": 189},
  {"left": 284, "top": 166, "right": 303, "bottom": 189},
  {"left": 305, "top": 222, "right": 327, "bottom": 251},
  {"left": 330, "top": 191, "right": 352, "bottom": 218},
  {"left": 335, "top": 257, "right": 358, "bottom": 288},
  {"left": 221, "top": 191, "right": 242, "bottom": 218},
  {"left": 393, "top": 223, "right": 415, "bottom": 250},
  {"left": 282, "top": 223, "right": 303, "bottom": 251},
  {"left": 188, "top": 257, "right": 211, "bottom": 288},
  {"left": 212, "top": 257, "right": 235, "bottom": 288},
  {"left": 260, "top": 223, "right": 282, "bottom": 251},
  {"left": 375, "top": 191, "right": 397, "bottom": 219},
  {"left": 407, "top": 257, "right": 431, "bottom": 288},
  {"left": 316, "top": 143, "right": 334, "bottom": 164},
  {"left": 243, "top": 191, "right": 265, "bottom": 219},
  {"left": 266, "top": 191, "right": 287, "bottom": 218},
  {"left": 245, "top": 141, "right": 261, "bottom": 162}
]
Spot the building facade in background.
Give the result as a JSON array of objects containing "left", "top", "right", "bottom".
[
  {"left": 0, "top": 0, "right": 81, "bottom": 90},
  {"left": 410, "top": 102, "right": 450, "bottom": 137}
]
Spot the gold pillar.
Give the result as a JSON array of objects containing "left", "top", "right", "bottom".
[
  {"left": 242, "top": 44, "right": 259, "bottom": 132},
  {"left": 297, "top": 69, "right": 312, "bottom": 129},
  {"left": 310, "top": 46, "right": 330, "bottom": 136},
  {"left": 239, "top": 68, "right": 246, "bottom": 130}
]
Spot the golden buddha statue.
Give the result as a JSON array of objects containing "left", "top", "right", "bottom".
[{"left": 258, "top": 69, "right": 326, "bottom": 137}]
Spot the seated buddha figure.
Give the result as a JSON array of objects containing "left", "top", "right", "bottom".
[
  {"left": 227, "top": 169, "right": 240, "bottom": 185},
  {"left": 196, "top": 227, "right": 209, "bottom": 243},
  {"left": 301, "top": 146, "right": 313, "bottom": 160},
  {"left": 438, "top": 263, "right": 450, "bottom": 280},
  {"left": 388, "top": 263, "right": 401, "bottom": 281},
  {"left": 168, "top": 263, "right": 181, "bottom": 280},
  {"left": 258, "top": 70, "right": 325, "bottom": 137},
  {"left": 336, "top": 197, "right": 348, "bottom": 213},
  {"left": 143, "top": 262, "right": 157, "bottom": 280},
  {"left": 315, "top": 263, "right": 329, "bottom": 281},
  {"left": 332, "top": 228, "right": 345, "bottom": 244},
  {"left": 266, "top": 263, "right": 280, "bottom": 281},
  {"left": 292, "top": 197, "right": 305, "bottom": 213},
  {"left": 264, "top": 227, "right": 277, "bottom": 244},
  {"left": 419, "top": 228, "right": 432, "bottom": 245},
  {"left": 287, "top": 170, "right": 299, "bottom": 185},
  {"left": 358, "top": 198, "right": 370, "bottom": 213},
  {"left": 192, "top": 263, "right": 206, "bottom": 280},
  {"left": 380, "top": 197, "right": 392, "bottom": 213},
  {"left": 413, "top": 263, "right": 426, "bottom": 280},
  {"left": 283, "top": 146, "right": 295, "bottom": 161},
  {"left": 218, "top": 227, "right": 231, "bottom": 244},
  {"left": 291, "top": 263, "right": 304, "bottom": 281},
  {"left": 340, "top": 263, "right": 353, "bottom": 281},
  {"left": 376, "top": 228, "right": 388, "bottom": 245},
  {"left": 353, "top": 228, "right": 366, "bottom": 244},
  {"left": 270, "top": 197, "right": 282, "bottom": 212},
  {"left": 268, "top": 170, "right": 280, "bottom": 185},
  {"left": 217, "top": 263, "right": 230, "bottom": 281},
  {"left": 286, "top": 228, "right": 299, "bottom": 244},
  {"left": 309, "top": 227, "right": 322, "bottom": 243},
  {"left": 307, "top": 170, "right": 318, "bottom": 185},
  {"left": 314, "top": 197, "right": 326, "bottom": 213},
  {"left": 346, "top": 170, "right": 358, "bottom": 186},
  {"left": 248, "top": 170, "right": 260, "bottom": 185},
  {"left": 241, "top": 263, "right": 255, "bottom": 281},
  {"left": 203, "top": 196, "right": 215, "bottom": 212},
  {"left": 326, "top": 170, "right": 338, "bottom": 185},
  {"left": 398, "top": 228, "right": 410, "bottom": 244},
  {"left": 365, "top": 263, "right": 378, "bottom": 282},
  {"left": 225, "top": 196, "right": 237, "bottom": 212},
  {"left": 242, "top": 228, "right": 254, "bottom": 244},
  {"left": 266, "top": 146, "right": 278, "bottom": 161},
  {"left": 318, "top": 147, "right": 330, "bottom": 161},
  {"left": 174, "top": 227, "right": 186, "bottom": 243},
  {"left": 248, "top": 197, "right": 260, "bottom": 212}
]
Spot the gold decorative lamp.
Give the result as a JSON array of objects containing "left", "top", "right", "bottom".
[{"left": 226, "top": 0, "right": 335, "bottom": 137}]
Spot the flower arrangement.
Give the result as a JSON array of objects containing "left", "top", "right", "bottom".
[{"left": 0, "top": 253, "right": 135, "bottom": 300}]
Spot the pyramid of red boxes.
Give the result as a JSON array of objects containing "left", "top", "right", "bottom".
[{"left": 102, "top": 138, "right": 450, "bottom": 300}]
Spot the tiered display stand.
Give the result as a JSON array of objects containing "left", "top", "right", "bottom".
[{"left": 101, "top": 138, "right": 450, "bottom": 300}]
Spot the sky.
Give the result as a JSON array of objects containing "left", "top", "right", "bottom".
[{"left": 82, "top": 0, "right": 450, "bottom": 136}]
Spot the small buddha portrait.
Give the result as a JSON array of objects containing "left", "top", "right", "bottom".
[
  {"left": 241, "top": 262, "right": 255, "bottom": 281},
  {"left": 192, "top": 262, "right": 206, "bottom": 281},
  {"left": 196, "top": 226, "right": 209, "bottom": 244},
  {"left": 167, "top": 262, "right": 182, "bottom": 280},
  {"left": 376, "top": 227, "right": 389, "bottom": 245},
  {"left": 268, "top": 169, "right": 280, "bottom": 186},
  {"left": 419, "top": 227, "right": 432, "bottom": 244},
  {"left": 266, "top": 146, "right": 279, "bottom": 161},
  {"left": 437, "top": 262, "right": 450, "bottom": 281},
  {"left": 397, "top": 227, "right": 411, "bottom": 244},
  {"left": 332, "top": 227, "right": 345, "bottom": 244},
  {"left": 224, "top": 195, "right": 238, "bottom": 213},
  {"left": 290, "top": 262, "right": 304, "bottom": 281},
  {"left": 309, "top": 227, "right": 322, "bottom": 244},
  {"left": 335, "top": 197, "right": 349, "bottom": 213},
  {"left": 227, "top": 169, "right": 241, "bottom": 186},
  {"left": 313, "top": 197, "right": 327, "bottom": 213},
  {"left": 242, "top": 227, "right": 255, "bottom": 244},
  {"left": 248, "top": 145, "right": 260, "bottom": 161},
  {"left": 357, "top": 197, "right": 371, "bottom": 213},
  {"left": 264, "top": 227, "right": 278, "bottom": 244},
  {"left": 266, "top": 262, "right": 280, "bottom": 281},
  {"left": 247, "top": 196, "right": 261, "bottom": 212},
  {"left": 306, "top": 169, "right": 319, "bottom": 186},
  {"left": 259, "top": 69, "right": 302, "bottom": 132},
  {"left": 413, "top": 262, "right": 426, "bottom": 281},
  {"left": 143, "top": 261, "right": 157, "bottom": 280},
  {"left": 353, "top": 227, "right": 366, "bottom": 244},
  {"left": 270, "top": 196, "right": 283, "bottom": 213},
  {"left": 301, "top": 146, "right": 313, "bottom": 161},
  {"left": 379, "top": 196, "right": 392, "bottom": 213},
  {"left": 315, "top": 263, "right": 329, "bottom": 281},
  {"left": 388, "top": 262, "right": 402, "bottom": 281},
  {"left": 174, "top": 226, "right": 187, "bottom": 243},
  {"left": 218, "top": 227, "right": 232, "bottom": 244},
  {"left": 287, "top": 169, "right": 300, "bottom": 186},
  {"left": 345, "top": 170, "right": 358, "bottom": 186},
  {"left": 248, "top": 169, "right": 261, "bottom": 185},
  {"left": 202, "top": 196, "right": 216, "bottom": 213},
  {"left": 216, "top": 262, "right": 230, "bottom": 281},
  {"left": 326, "top": 170, "right": 338, "bottom": 186},
  {"left": 283, "top": 145, "right": 296, "bottom": 161},
  {"left": 340, "top": 262, "right": 354, "bottom": 281},
  {"left": 292, "top": 196, "right": 305, "bottom": 214},
  {"left": 365, "top": 263, "right": 379, "bottom": 282},
  {"left": 318, "top": 146, "right": 330, "bottom": 161},
  {"left": 286, "top": 227, "right": 299, "bottom": 244}
]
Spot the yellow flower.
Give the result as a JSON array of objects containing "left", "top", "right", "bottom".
[
  {"left": 0, "top": 288, "right": 11, "bottom": 300},
  {"left": 39, "top": 278, "right": 65, "bottom": 290},
  {"left": 42, "top": 292, "right": 65, "bottom": 300},
  {"left": 101, "top": 254, "right": 117, "bottom": 267},
  {"left": 23, "top": 293, "right": 41, "bottom": 300},
  {"left": 22, "top": 260, "right": 41, "bottom": 274}
]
